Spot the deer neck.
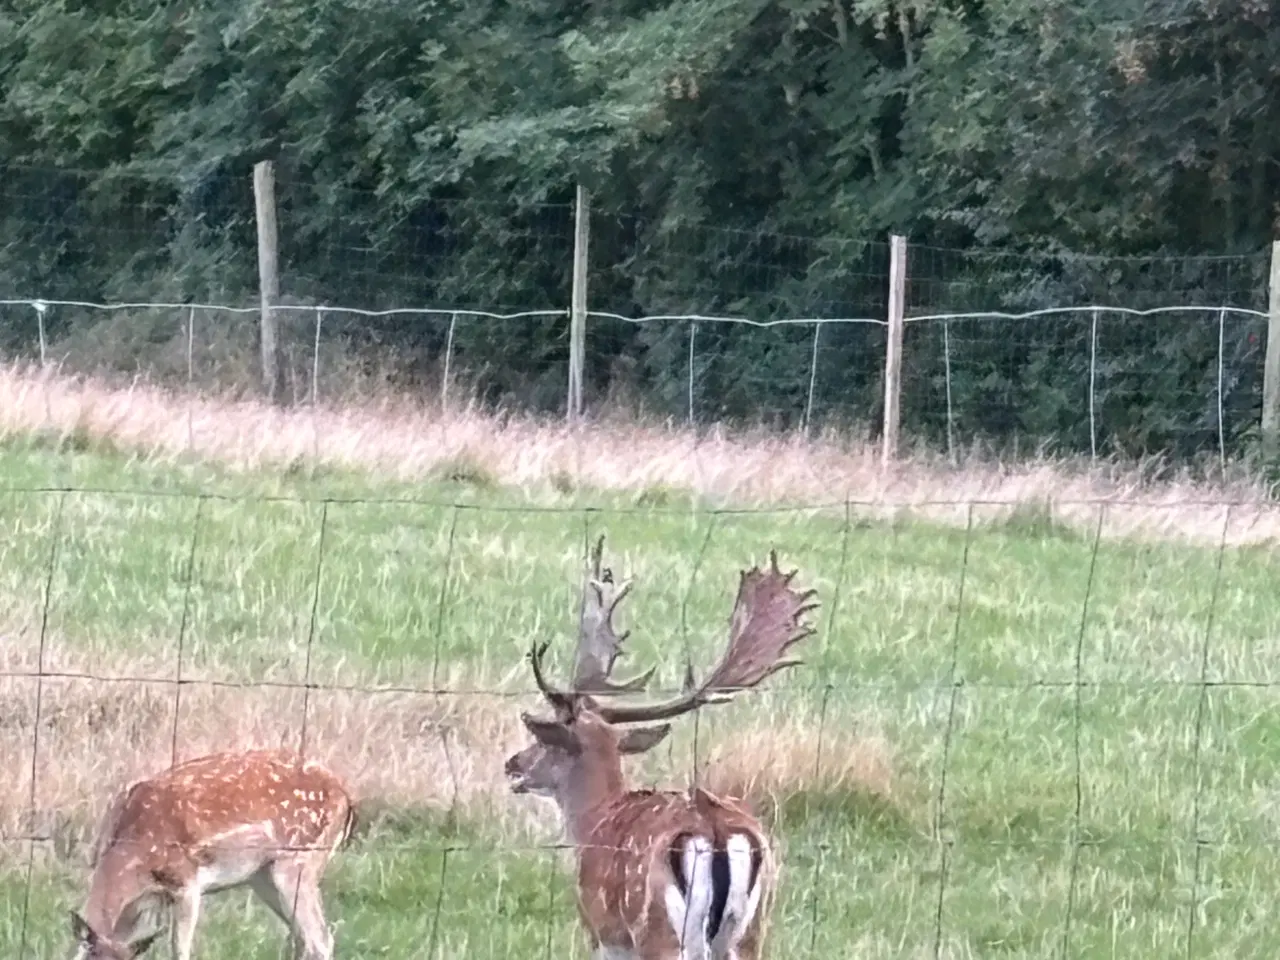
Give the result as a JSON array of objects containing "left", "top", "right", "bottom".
[
  {"left": 82, "top": 845, "right": 161, "bottom": 940},
  {"left": 557, "top": 748, "right": 627, "bottom": 848}
]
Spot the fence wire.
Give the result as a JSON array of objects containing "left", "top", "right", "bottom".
[{"left": 2, "top": 489, "right": 1279, "bottom": 957}]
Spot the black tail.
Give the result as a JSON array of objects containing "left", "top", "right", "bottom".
[
  {"left": 667, "top": 833, "right": 691, "bottom": 898},
  {"left": 339, "top": 797, "right": 360, "bottom": 849},
  {"left": 707, "top": 846, "right": 731, "bottom": 941},
  {"left": 667, "top": 833, "right": 732, "bottom": 943}
]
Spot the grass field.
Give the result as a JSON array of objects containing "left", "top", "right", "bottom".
[{"left": 4, "top": 380, "right": 1280, "bottom": 957}]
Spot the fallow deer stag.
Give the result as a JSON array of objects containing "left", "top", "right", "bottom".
[
  {"left": 70, "top": 748, "right": 357, "bottom": 960},
  {"left": 504, "top": 536, "right": 818, "bottom": 960}
]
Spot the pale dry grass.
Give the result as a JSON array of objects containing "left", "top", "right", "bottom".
[
  {"left": 699, "top": 718, "right": 899, "bottom": 815},
  {"left": 2, "top": 362, "right": 1278, "bottom": 545},
  {"left": 0, "top": 635, "right": 526, "bottom": 858},
  {"left": 0, "top": 635, "right": 897, "bottom": 861}
]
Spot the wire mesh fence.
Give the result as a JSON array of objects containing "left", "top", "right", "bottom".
[
  {"left": 2, "top": 164, "right": 1275, "bottom": 464},
  {"left": 902, "top": 244, "right": 1271, "bottom": 463},
  {"left": 4, "top": 489, "right": 1280, "bottom": 956},
  {"left": 585, "top": 214, "right": 890, "bottom": 430}
]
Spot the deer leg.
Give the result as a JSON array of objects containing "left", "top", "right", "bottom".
[
  {"left": 168, "top": 888, "right": 202, "bottom": 960},
  {"left": 287, "top": 880, "right": 334, "bottom": 960},
  {"left": 724, "top": 923, "right": 761, "bottom": 960},
  {"left": 249, "top": 868, "right": 302, "bottom": 956},
  {"left": 252, "top": 860, "right": 334, "bottom": 960}
]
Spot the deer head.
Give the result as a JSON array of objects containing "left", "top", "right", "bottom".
[
  {"left": 70, "top": 906, "right": 163, "bottom": 960},
  {"left": 504, "top": 536, "right": 818, "bottom": 813}
]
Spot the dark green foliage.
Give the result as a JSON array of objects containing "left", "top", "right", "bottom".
[{"left": 0, "top": 0, "right": 1276, "bottom": 459}]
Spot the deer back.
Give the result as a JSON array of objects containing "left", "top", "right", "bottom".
[{"left": 95, "top": 750, "right": 356, "bottom": 886}]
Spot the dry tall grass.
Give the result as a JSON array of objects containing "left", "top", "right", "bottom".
[
  {"left": 698, "top": 718, "right": 900, "bottom": 823},
  {"left": 2, "top": 362, "right": 1277, "bottom": 545},
  {"left": 0, "top": 634, "right": 896, "bottom": 863},
  {"left": 0, "top": 636, "right": 514, "bottom": 856}
]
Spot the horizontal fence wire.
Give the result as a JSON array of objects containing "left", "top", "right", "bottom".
[
  {"left": 1, "top": 294, "right": 1271, "bottom": 462},
  {"left": 9, "top": 669, "right": 1280, "bottom": 694},
  {"left": 7, "top": 485, "right": 1280, "bottom": 508},
  {"left": 2, "top": 488, "right": 1278, "bottom": 957}
]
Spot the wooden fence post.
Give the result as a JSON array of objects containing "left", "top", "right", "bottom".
[
  {"left": 1262, "top": 240, "right": 1280, "bottom": 458},
  {"left": 568, "top": 184, "right": 589, "bottom": 421},
  {"left": 882, "top": 234, "right": 907, "bottom": 465},
  {"left": 253, "top": 160, "right": 283, "bottom": 404}
]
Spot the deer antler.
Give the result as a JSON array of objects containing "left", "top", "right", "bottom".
[
  {"left": 594, "top": 550, "right": 818, "bottom": 725},
  {"left": 573, "top": 536, "right": 656, "bottom": 695},
  {"left": 528, "top": 640, "right": 573, "bottom": 712},
  {"left": 527, "top": 535, "right": 656, "bottom": 709}
]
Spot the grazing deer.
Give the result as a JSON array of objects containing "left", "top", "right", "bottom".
[
  {"left": 70, "top": 748, "right": 357, "bottom": 960},
  {"left": 504, "top": 537, "right": 818, "bottom": 960}
]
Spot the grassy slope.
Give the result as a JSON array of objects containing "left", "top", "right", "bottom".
[{"left": 3, "top": 434, "right": 1280, "bottom": 958}]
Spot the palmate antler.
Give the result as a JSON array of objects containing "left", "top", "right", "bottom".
[
  {"left": 528, "top": 541, "right": 819, "bottom": 723},
  {"left": 593, "top": 550, "right": 818, "bottom": 723},
  {"left": 528, "top": 536, "right": 655, "bottom": 709}
]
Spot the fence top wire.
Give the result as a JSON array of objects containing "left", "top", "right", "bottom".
[
  {"left": 0, "top": 298, "right": 566, "bottom": 321},
  {"left": 5, "top": 667, "right": 1280, "bottom": 696},
  {"left": 907, "top": 240, "right": 1269, "bottom": 265},
  {"left": 586, "top": 310, "right": 885, "bottom": 326},
  {"left": 4, "top": 297, "right": 1267, "bottom": 327},
  {"left": 0, "top": 485, "right": 1275, "bottom": 512},
  {"left": 2, "top": 833, "right": 1268, "bottom": 855},
  {"left": 903, "top": 304, "right": 1270, "bottom": 323}
]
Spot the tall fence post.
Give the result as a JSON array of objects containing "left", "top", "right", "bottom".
[
  {"left": 882, "top": 234, "right": 907, "bottom": 466},
  {"left": 253, "top": 160, "right": 283, "bottom": 405},
  {"left": 1262, "top": 240, "right": 1280, "bottom": 458},
  {"left": 568, "top": 184, "right": 589, "bottom": 422}
]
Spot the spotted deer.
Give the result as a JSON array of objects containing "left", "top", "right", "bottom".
[
  {"left": 504, "top": 537, "right": 818, "bottom": 960},
  {"left": 69, "top": 748, "right": 357, "bottom": 960}
]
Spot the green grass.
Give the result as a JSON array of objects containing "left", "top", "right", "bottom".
[{"left": 4, "top": 442, "right": 1280, "bottom": 958}]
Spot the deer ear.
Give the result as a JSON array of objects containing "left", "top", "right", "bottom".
[
  {"left": 521, "top": 713, "right": 580, "bottom": 753},
  {"left": 70, "top": 910, "right": 96, "bottom": 943},
  {"left": 617, "top": 724, "right": 671, "bottom": 754}
]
